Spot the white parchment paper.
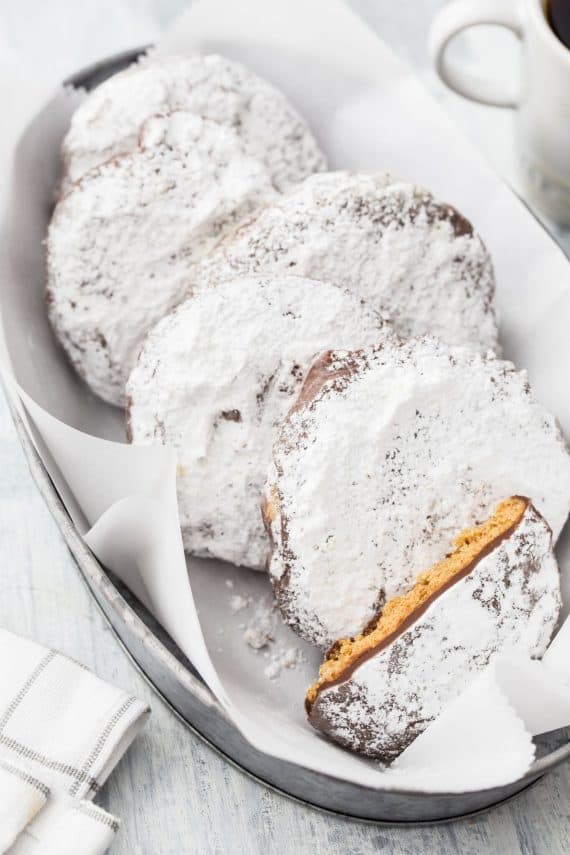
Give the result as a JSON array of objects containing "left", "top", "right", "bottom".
[{"left": 2, "top": 0, "right": 570, "bottom": 793}]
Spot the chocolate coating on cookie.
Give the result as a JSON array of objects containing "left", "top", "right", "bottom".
[
  {"left": 126, "top": 276, "right": 388, "bottom": 569},
  {"left": 62, "top": 54, "right": 326, "bottom": 192},
  {"left": 194, "top": 171, "right": 499, "bottom": 354},
  {"left": 47, "top": 112, "right": 275, "bottom": 405},
  {"left": 306, "top": 499, "right": 560, "bottom": 762},
  {"left": 265, "top": 338, "right": 570, "bottom": 646}
]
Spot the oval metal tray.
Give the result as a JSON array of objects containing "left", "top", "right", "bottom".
[{"left": 10, "top": 48, "right": 570, "bottom": 824}]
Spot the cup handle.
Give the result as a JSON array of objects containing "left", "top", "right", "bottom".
[{"left": 429, "top": 0, "right": 525, "bottom": 108}]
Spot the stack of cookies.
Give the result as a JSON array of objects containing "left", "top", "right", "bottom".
[{"left": 47, "top": 52, "right": 570, "bottom": 764}]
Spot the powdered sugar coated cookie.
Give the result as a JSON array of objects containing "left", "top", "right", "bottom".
[
  {"left": 126, "top": 275, "right": 389, "bottom": 568},
  {"left": 194, "top": 171, "right": 499, "bottom": 354},
  {"left": 47, "top": 112, "right": 275, "bottom": 405},
  {"left": 62, "top": 53, "right": 326, "bottom": 192},
  {"left": 264, "top": 338, "right": 570, "bottom": 646}
]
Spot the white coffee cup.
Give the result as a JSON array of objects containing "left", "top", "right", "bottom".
[{"left": 429, "top": 0, "right": 570, "bottom": 225}]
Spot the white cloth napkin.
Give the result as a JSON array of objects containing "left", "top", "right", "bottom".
[
  {"left": 0, "top": 761, "right": 47, "bottom": 851},
  {"left": 0, "top": 628, "right": 149, "bottom": 853}
]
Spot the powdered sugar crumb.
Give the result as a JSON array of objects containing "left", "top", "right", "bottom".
[
  {"left": 242, "top": 599, "right": 276, "bottom": 650},
  {"left": 243, "top": 624, "right": 274, "bottom": 650},
  {"left": 226, "top": 587, "right": 306, "bottom": 678},
  {"left": 230, "top": 594, "right": 251, "bottom": 614},
  {"left": 264, "top": 647, "right": 307, "bottom": 680}
]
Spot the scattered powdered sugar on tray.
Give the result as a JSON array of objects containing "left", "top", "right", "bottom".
[
  {"left": 227, "top": 588, "right": 307, "bottom": 678},
  {"left": 230, "top": 594, "right": 251, "bottom": 614},
  {"left": 242, "top": 596, "right": 276, "bottom": 649},
  {"left": 264, "top": 647, "right": 307, "bottom": 681}
]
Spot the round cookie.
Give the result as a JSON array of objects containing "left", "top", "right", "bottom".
[
  {"left": 306, "top": 497, "right": 560, "bottom": 762},
  {"left": 193, "top": 171, "right": 499, "bottom": 354},
  {"left": 62, "top": 53, "right": 326, "bottom": 192},
  {"left": 264, "top": 337, "right": 570, "bottom": 646},
  {"left": 126, "top": 276, "right": 388, "bottom": 569},
  {"left": 47, "top": 112, "right": 275, "bottom": 406}
]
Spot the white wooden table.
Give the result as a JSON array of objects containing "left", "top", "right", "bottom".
[{"left": 1, "top": 1, "right": 569, "bottom": 852}]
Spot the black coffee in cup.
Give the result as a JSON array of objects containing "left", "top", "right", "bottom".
[{"left": 549, "top": 0, "right": 570, "bottom": 50}]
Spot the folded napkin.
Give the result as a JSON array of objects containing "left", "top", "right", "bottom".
[
  {"left": 0, "top": 761, "right": 47, "bottom": 851},
  {"left": 0, "top": 628, "right": 150, "bottom": 853}
]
